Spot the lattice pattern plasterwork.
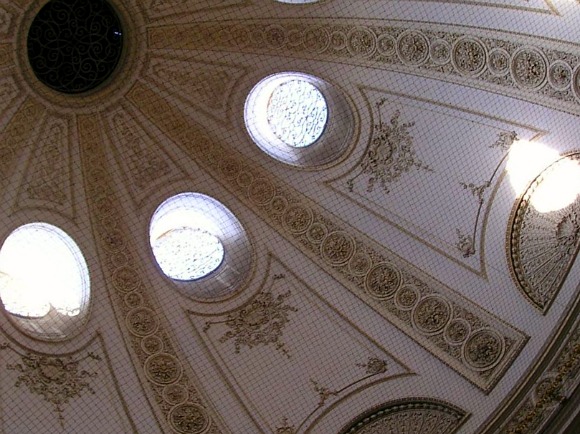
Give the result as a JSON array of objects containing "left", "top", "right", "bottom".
[
  {"left": 105, "top": 106, "right": 185, "bottom": 207},
  {"left": 507, "top": 152, "right": 580, "bottom": 314},
  {"left": 128, "top": 82, "right": 528, "bottom": 392},
  {"left": 78, "top": 115, "right": 224, "bottom": 434},
  {"left": 148, "top": 19, "right": 580, "bottom": 114},
  {"left": 16, "top": 115, "right": 73, "bottom": 216},
  {"left": 342, "top": 397, "right": 469, "bottom": 434},
  {"left": 0, "top": 4, "right": 16, "bottom": 38},
  {"left": 0, "top": 76, "right": 19, "bottom": 119},
  {"left": 0, "top": 99, "right": 45, "bottom": 189},
  {"left": 144, "top": 54, "right": 247, "bottom": 124}
]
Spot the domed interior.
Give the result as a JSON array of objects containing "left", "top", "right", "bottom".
[{"left": 0, "top": 0, "right": 579, "bottom": 433}]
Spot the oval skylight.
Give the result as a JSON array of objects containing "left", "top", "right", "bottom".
[
  {"left": 150, "top": 193, "right": 253, "bottom": 300},
  {"left": 0, "top": 223, "right": 90, "bottom": 339},
  {"left": 266, "top": 80, "right": 328, "bottom": 148},
  {"left": 152, "top": 227, "right": 224, "bottom": 280},
  {"left": 245, "top": 72, "right": 354, "bottom": 167}
]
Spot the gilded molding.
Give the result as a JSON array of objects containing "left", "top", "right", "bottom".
[
  {"left": 78, "top": 115, "right": 225, "bottom": 434},
  {"left": 340, "top": 397, "right": 469, "bottom": 434},
  {"left": 148, "top": 19, "right": 580, "bottom": 114},
  {"left": 507, "top": 151, "right": 580, "bottom": 313},
  {"left": 128, "top": 81, "right": 528, "bottom": 392}
]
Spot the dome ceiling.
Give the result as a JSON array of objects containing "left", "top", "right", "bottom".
[{"left": 0, "top": 0, "right": 579, "bottom": 433}]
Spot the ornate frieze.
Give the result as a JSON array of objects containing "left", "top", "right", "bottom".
[
  {"left": 0, "top": 343, "right": 100, "bottom": 427},
  {"left": 203, "top": 274, "right": 298, "bottom": 358},
  {"left": 507, "top": 152, "right": 580, "bottom": 313},
  {"left": 128, "top": 82, "right": 528, "bottom": 392},
  {"left": 78, "top": 115, "right": 223, "bottom": 434},
  {"left": 149, "top": 19, "right": 580, "bottom": 114},
  {"left": 341, "top": 398, "right": 469, "bottom": 434}
]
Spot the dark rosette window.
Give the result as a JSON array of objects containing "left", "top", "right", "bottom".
[{"left": 27, "top": 0, "right": 123, "bottom": 94}]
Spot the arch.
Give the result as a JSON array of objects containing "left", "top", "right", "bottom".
[
  {"left": 341, "top": 398, "right": 469, "bottom": 434},
  {"left": 507, "top": 151, "right": 580, "bottom": 313}
]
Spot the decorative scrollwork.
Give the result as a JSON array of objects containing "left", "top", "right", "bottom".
[
  {"left": 347, "top": 100, "right": 433, "bottom": 194},
  {"left": 203, "top": 275, "right": 298, "bottom": 358},
  {"left": 27, "top": 0, "right": 123, "bottom": 94},
  {"left": 1, "top": 344, "right": 100, "bottom": 427}
]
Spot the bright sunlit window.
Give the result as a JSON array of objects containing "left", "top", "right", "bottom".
[
  {"left": 0, "top": 223, "right": 89, "bottom": 318},
  {"left": 507, "top": 141, "right": 580, "bottom": 213},
  {"left": 266, "top": 80, "right": 328, "bottom": 148},
  {"left": 150, "top": 193, "right": 253, "bottom": 300},
  {"left": 245, "top": 72, "right": 354, "bottom": 167},
  {"left": 150, "top": 194, "right": 230, "bottom": 281},
  {"left": 152, "top": 227, "right": 224, "bottom": 280}
]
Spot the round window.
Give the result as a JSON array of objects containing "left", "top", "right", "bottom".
[
  {"left": 27, "top": 0, "right": 123, "bottom": 94},
  {"left": 245, "top": 72, "right": 355, "bottom": 167},
  {"left": 150, "top": 193, "right": 252, "bottom": 300},
  {"left": 0, "top": 223, "right": 90, "bottom": 340}
]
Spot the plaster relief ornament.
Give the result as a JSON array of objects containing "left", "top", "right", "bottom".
[
  {"left": 455, "top": 131, "right": 519, "bottom": 258},
  {"left": 1, "top": 344, "right": 100, "bottom": 427},
  {"left": 347, "top": 100, "right": 433, "bottom": 194},
  {"left": 508, "top": 152, "right": 580, "bottom": 313},
  {"left": 277, "top": 356, "right": 389, "bottom": 433},
  {"left": 203, "top": 275, "right": 298, "bottom": 358},
  {"left": 341, "top": 398, "right": 469, "bottom": 434}
]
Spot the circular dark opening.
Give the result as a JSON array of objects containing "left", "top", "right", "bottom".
[{"left": 27, "top": 0, "right": 123, "bottom": 94}]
